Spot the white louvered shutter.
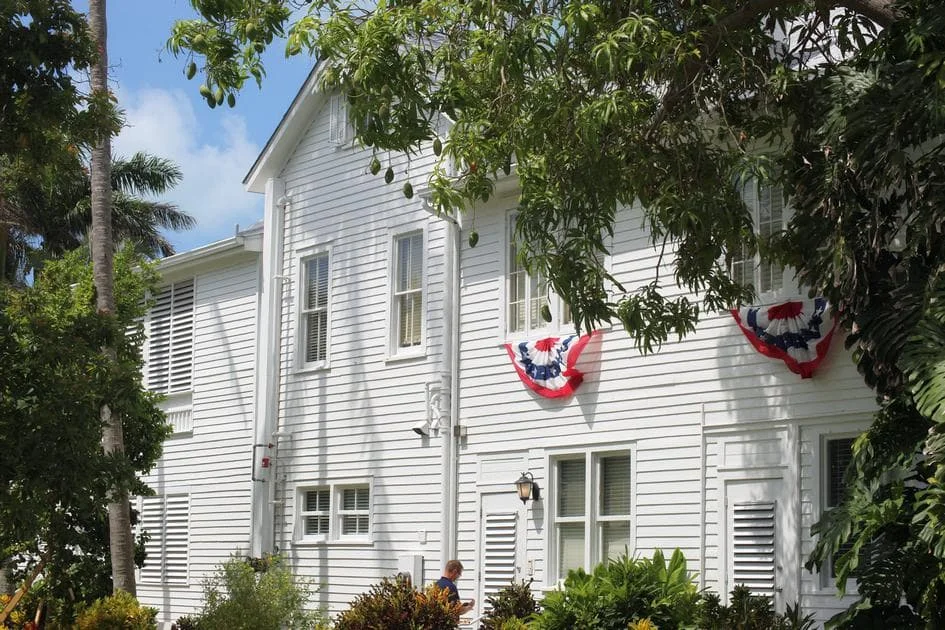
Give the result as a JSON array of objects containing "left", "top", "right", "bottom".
[
  {"left": 168, "top": 281, "right": 194, "bottom": 392},
  {"left": 139, "top": 496, "right": 164, "bottom": 583},
  {"left": 482, "top": 511, "right": 518, "bottom": 608},
  {"left": 731, "top": 501, "right": 777, "bottom": 597},
  {"left": 329, "top": 93, "right": 349, "bottom": 144},
  {"left": 147, "top": 280, "right": 194, "bottom": 393},
  {"left": 164, "top": 494, "right": 190, "bottom": 584}
]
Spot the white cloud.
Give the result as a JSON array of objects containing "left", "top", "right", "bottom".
[{"left": 113, "top": 87, "right": 264, "bottom": 252}]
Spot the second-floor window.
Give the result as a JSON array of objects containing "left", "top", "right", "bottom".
[
  {"left": 507, "top": 213, "right": 571, "bottom": 335},
  {"left": 301, "top": 252, "right": 330, "bottom": 366},
  {"left": 147, "top": 279, "right": 194, "bottom": 394},
  {"left": 393, "top": 231, "right": 424, "bottom": 352},
  {"left": 730, "top": 184, "right": 788, "bottom": 295}
]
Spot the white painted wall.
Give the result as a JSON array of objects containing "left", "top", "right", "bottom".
[
  {"left": 270, "top": 95, "right": 450, "bottom": 614},
  {"left": 137, "top": 254, "right": 259, "bottom": 626}
]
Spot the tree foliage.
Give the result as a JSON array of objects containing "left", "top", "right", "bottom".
[
  {"left": 0, "top": 247, "right": 171, "bottom": 619},
  {"left": 170, "top": 0, "right": 945, "bottom": 625}
]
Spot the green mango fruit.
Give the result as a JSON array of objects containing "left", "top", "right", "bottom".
[
  {"left": 227, "top": 93, "right": 236, "bottom": 108},
  {"left": 370, "top": 157, "right": 382, "bottom": 175},
  {"left": 468, "top": 231, "right": 479, "bottom": 248},
  {"left": 403, "top": 182, "right": 414, "bottom": 199},
  {"left": 540, "top": 304, "right": 553, "bottom": 322},
  {"left": 384, "top": 167, "right": 395, "bottom": 184},
  {"left": 199, "top": 84, "right": 212, "bottom": 98},
  {"left": 186, "top": 61, "right": 197, "bottom": 80},
  {"left": 433, "top": 138, "right": 442, "bottom": 156}
]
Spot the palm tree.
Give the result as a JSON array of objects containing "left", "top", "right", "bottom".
[{"left": 2, "top": 151, "right": 195, "bottom": 282}]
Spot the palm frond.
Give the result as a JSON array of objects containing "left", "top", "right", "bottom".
[{"left": 110, "top": 152, "right": 183, "bottom": 196}]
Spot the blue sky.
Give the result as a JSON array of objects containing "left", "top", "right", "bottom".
[{"left": 75, "top": 1, "right": 314, "bottom": 253}]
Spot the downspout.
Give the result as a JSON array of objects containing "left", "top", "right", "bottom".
[
  {"left": 440, "top": 208, "right": 462, "bottom": 565},
  {"left": 250, "top": 177, "right": 287, "bottom": 558}
]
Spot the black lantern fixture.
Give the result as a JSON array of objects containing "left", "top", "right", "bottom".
[{"left": 515, "top": 471, "right": 540, "bottom": 504}]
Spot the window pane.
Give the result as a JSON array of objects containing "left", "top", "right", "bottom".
[
  {"left": 342, "top": 515, "right": 369, "bottom": 536},
  {"left": 529, "top": 272, "right": 547, "bottom": 330},
  {"left": 305, "top": 489, "right": 329, "bottom": 512},
  {"left": 305, "top": 311, "right": 328, "bottom": 362},
  {"left": 343, "top": 487, "right": 369, "bottom": 511},
  {"left": 600, "top": 521, "right": 631, "bottom": 562},
  {"left": 558, "top": 458, "right": 585, "bottom": 517},
  {"left": 397, "top": 233, "right": 422, "bottom": 292},
  {"left": 305, "top": 255, "right": 329, "bottom": 310},
  {"left": 827, "top": 438, "right": 854, "bottom": 508},
  {"left": 305, "top": 515, "right": 329, "bottom": 536},
  {"left": 398, "top": 294, "right": 422, "bottom": 347},
  {"left": 558, "top": 523, "right": 585, "bottom": 576},
  {"left": 600, "top": 454, "right": 631, "bottom": 516}
]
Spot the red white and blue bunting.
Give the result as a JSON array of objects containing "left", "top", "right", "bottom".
[
  {"left": 731, "top": 298, "right": 837, "bottom": 379},
  {"left": 505, "top": 332, "right": 596, "bottom": 398}
]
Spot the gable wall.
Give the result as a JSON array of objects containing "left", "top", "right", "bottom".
[{"left": 272, "top": 100, "right": 449, "bottom": 614}]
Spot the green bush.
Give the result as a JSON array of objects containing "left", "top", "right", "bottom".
[
  {"left": 696, "top": 586, "right": 815, "bottom": 630},
  {"left": 73, "top": 590, "right": 157, "bottom": 630},
  {"left": 531, "top": 549, "right": 700, "bottom": 630},
  {"left": 198, "top": 555, "right": 322, "bottom": 630},
  {"left": 480, "top": 579, "right": 541, "bottom": 629},
  {"left": 334, "top": 574, "right": 461, "bottom": 630}
]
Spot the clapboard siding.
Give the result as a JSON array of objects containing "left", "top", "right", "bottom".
[
  {"left": 138, "top": 258, "right": 259, "bottom": 626},
  {"left": 266, "top": 95, "right": 448, "bottom": 615},
  {"left": 454, "top": 196, "right": 875, "bottom": 623}
]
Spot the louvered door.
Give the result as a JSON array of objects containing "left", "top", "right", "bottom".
[
  {"left": 731, "top": 501, "right": 776, "bottom": 597},
  {"left": 478, "top": 493, "right": 525, "bottom": 617},
  {"left": 725, "top": 478, "right": 795, "bottom": 611}
]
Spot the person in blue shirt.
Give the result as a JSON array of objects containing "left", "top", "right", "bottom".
[{"left": 434, "top": 559, "right": 474, "bottom": 614}]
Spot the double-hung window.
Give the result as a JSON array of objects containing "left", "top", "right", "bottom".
[
  {"left": 823, "top": 436, "right": 855, "bottom": 580},
  {"left": 730, "top": 183, "right": 790, "bottom": 296},
  {"left": 297, "top": 483, "right": 372, "bottom": 543},
  {"left": 146, "top": 279, "right": 194, "bottom": 394},
  {"left": 506, "top": 213, "right": 571, "bottom": 335},
  {"left": 392, "top": 231, "right": 424, "bottom": 354},
  {"left": 300, "top": 251, "right": 330, "bottom": 367},
  {"left": 139, "top": 493, "right": 189, "bottom": 584},
  {"left": 551, "top": 450, "right": 632, "bottom": 581}
]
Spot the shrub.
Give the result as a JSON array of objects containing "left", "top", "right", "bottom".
[
  {"left": 531, "top": 549, "right": 700, "bottom": 630},
  {"left": 73, "top": 591, "right": 157, "bottom": 630},
  {"left": 334, "top": 574, "right": 461, "bottom": 630},
  {"left": 199, "top": 555, "right": 322, "bottom": 630},
  {"left": 480, "top": 579, "right": 541, "bottom": 629},
  {"left": 172, "top": 615, "right": 202, "bottom": 630},
  {"left": 696, "top": 586, "right": 815, "bottom": 630}
]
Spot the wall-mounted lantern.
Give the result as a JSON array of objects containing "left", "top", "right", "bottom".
[{"left": 515, "top": 471, "right": 540, "bottom": 504}]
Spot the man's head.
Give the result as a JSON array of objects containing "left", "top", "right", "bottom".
[{"left": 444, "top": 559, "right": 464, "bottom": 580}]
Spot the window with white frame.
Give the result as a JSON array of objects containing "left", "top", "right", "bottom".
[
  {"left": 824, "top": 436, "right": 855, "bottom": 580},
  {"left": 297, "top": 483, "right": 372, "bottom": 542},
  {"left": 552, "top": 450, "right": 632, "bottom": 581},
  {"left": 146, "top": 280, "right": 194, "bottom": 394},
  {"left": 507, "top": 213, "right": 572, "bottom": 335},
  {"left": 139, "top": 494, "right": 189, "bottom": 584},
  {"left": 730, "top": 183, "right": 791, "bottom": 295},
  {"left": 392, "top": 231, "right": 424, "bottom": 352},
  {"left": 328, "top": 92, "right": 352, "bottom": 145},
  {"left": 300, "top": 251, "right": 330, "bottom": 366}
]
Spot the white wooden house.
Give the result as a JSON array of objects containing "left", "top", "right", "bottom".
[{"left": 137, "top": 67, "right": 874, "bottom": 628}]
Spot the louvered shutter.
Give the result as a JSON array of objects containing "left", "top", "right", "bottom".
[
  {"left": 147, "top": 286, "right": 173, "bottom": 392},
  {"left": 168, "top": 281, "right": 194, "bottom": 392},
  {"left": 164, "top": 495, "right": 190, "bottom": 584},
  {"left": 139, "top": 494, "right": 189, "bottom": 584},
  {"left": 139, "top": 496, "right": 164, "bottom": 583},
  {"left": 329, "top": 93, "right": 349, "bottom": 144},
  {"left": 731, "top": 501, "right": 777, "bottom": 597},
  {"left": 482, "top": 511, "right": 518, "bottom": 608},
  {"left": 147, "top": 280, "right": 194, "bottom": 393}
]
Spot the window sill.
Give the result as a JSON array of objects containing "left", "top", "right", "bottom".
[
  {"left": 385, "top": 348, "right": 426, "bottom": 364},
  {"left": 291, "top": 538, "right": 374, "bottom": 548},
  {"left": 294, "top": 362, "right": 330, "bottom": 376}
]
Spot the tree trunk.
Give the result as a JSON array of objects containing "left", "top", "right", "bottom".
[{"left": 88, "top": 0, "right": 136, "bottom": 596}]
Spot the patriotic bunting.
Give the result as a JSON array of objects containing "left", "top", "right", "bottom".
[
  {"left": 731, "top": 298, "right": 837, "bottom": 378},
  {"left": 505, "top": 332, "right": 596, "bottom": 398}
]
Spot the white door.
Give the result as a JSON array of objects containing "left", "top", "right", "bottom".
[
  {"left": 477, "top": 492, "right": 526, "bottom": 615},
  {"left": 724, "top": 477, "right": 797, "bottom": 611}
]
